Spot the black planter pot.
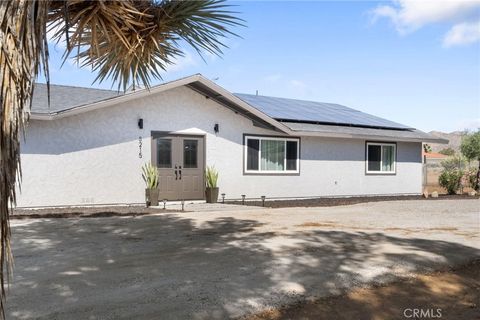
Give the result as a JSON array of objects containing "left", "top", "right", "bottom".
[
  {"left": 205, "top": 187, "right": 219, "bottom": 203},
  {"left": 145, "top": 188, "right": 160, "bottom": 207}
]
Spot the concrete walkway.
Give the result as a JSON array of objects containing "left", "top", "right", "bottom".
[{"left": 7, "top": 199, "right": 480, "bottom": 319}]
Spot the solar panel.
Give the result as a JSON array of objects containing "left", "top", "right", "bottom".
[{"left": 234, "top": 93, "right": 412, "bottom": 130}]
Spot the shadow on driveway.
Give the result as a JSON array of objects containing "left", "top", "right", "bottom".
[{"left": 8, "top": 214, "right": 480, "bottom": 319}]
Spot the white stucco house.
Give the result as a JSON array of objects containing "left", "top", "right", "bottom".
[{"left": 17, "top": 74, "right": 446, "bottom": 207}]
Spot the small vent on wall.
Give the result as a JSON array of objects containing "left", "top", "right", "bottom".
[{"left": 81, "top": 197, "right": 95, "bottom": 204}]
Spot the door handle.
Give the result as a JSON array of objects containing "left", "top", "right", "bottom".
[
  {"left": 174, "top": 165, "right": 178, "bottom": 180},
  {"left": 179, "top": 166, "right": 182, "bottom": 180}
]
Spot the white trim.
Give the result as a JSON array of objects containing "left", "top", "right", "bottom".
[
  {"left": 244, "top": 135, "right": 300, "bottom": 174},
  {"left": 366, "top": 142, "right": 396, "bottom": 174}
]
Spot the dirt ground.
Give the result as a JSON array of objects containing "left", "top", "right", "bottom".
[
  {"left": 12, "top": 205, "right": 177, "bottom": 219},
  {"left": 246, "top": 260, "right": 480, "bottom": 320},
  {"left": 227, "top": 194, "right": 479, "bottom": 208},
  {"left": 7, "top": 200, "right": 479, "bottom": 319}
]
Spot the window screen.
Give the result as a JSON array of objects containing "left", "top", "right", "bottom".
[
  {"left": 286, "top": 141, "right": 298, "bottom": 171},
  {"left": 367, "top": 145, "right": 381, "bottom": 172},
  {"left": 367, "top": 143, "right": 396, "bottom": 173},
  {"left": 261, "top": 140, "right": 285, "bottom": 171},
  {"left": 245, "top": 136, "right": 299, "bottom": 173},
  {"left": 247, "top": 139, "right": 259, "bottom": 171},
  {"left": 382, "top": 145, "right": 395, "bottom": 172}
]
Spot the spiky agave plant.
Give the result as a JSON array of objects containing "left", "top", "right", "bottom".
[
  {"left": 0, "top": 0, "right": 241, "bottom": 317},
  {"left": 142, "top": 163, "right": 159, "bottom": 190},
  {"left": 205, "top": 166, "right": 219, "bottom": 188}
]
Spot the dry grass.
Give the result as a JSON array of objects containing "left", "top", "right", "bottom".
[{"left": 245, "top": 260, "right": 480, "bottom": 320}]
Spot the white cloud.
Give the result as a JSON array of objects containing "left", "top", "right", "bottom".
[
  {"left": 47, "top": 23, "right": 67, "bottom": 48},
  {"left": 165, "top": 50, "right": 198, "bottom": 72},
  {"left": 443, "top": 20, "right": 480, "bottom": 46},
  {"left": 371, "top": 0, "right": 480, "bottom": 46}
]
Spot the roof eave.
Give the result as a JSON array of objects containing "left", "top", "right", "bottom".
[
  {"left": 29, "top": 74, "right": 294, "bottom": 135},
  {"left": 292, "top": 130, "right": 449, "bottom": 143},
  {"left": 31, "top": 74, "right": 204, "bottom": 120}
]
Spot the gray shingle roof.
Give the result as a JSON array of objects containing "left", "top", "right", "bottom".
[
  {"left": 234, "top": 93, "right": 411, "bottom": 130},
  {"left": 29, "top": 81, "right": 445, "bottom": 143},
  {"left": 31, "top": 83, "right": 122, "bottom": 114}
]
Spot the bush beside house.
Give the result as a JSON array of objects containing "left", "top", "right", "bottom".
[{"left": 437, "top": 130, "right": 480, "bottom": 195}]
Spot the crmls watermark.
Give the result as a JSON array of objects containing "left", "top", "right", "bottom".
[{"left": 403, "top": 308, "right": 442, "bottom": 318}]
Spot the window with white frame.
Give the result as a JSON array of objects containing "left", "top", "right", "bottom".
[
  {"left": 245, "top": 136, "right": 299, "bottom": 173},
  {"left": 366, "top": 142, "right": 396, "bottom": 174}
]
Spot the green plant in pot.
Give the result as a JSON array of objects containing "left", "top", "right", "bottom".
[
  {"left": 142, "top": 162, "right": 160, "bottom": 207},
  {"left": 205, "top": 166, "right": 219, "bottom": 203}
]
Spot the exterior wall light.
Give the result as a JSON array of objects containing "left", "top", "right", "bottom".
[
  {"left": 138, "top": 118, "right": 144, "bottom": 129},
  {"left": 214, "top": 123, "right": 219, "bottom": 133}
]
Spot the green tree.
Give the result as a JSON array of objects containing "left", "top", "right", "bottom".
[
  {"left": 438, "top": 147, "right": 455, "bottom": 156},
  {"left": 423, "top": 144, "right": 432, "bottom": 153},
  {"left": 0, "top": 1, "right": 241, "bottom": 316},
  {"left": 460, "top": 131, "right": 480, "bottom": 190}
]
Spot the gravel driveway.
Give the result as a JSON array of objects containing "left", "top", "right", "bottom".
[{"left": 8, "top": 199, "right": 480, "bottom": 319}]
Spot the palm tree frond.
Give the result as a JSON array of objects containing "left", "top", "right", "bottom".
[
  {"left": 48, "top": 0, "right": 243, "bottom": 91},
  {"left": 0, "top": 1, "right": 49, "bottom": 317},
  {"left": 0, "top": 2, "right": 242, "bottom": 318}
]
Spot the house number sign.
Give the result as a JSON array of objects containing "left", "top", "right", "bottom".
[{"left": 138, "top": 136, "right": 143, "bottom": 158}]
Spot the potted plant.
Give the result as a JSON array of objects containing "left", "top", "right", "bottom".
[
  {"left": 142, "top": 162, "right": 160, "bottom": 207},
  {"left": 205, "top": 166, "right": 219, "bottom": 203}
]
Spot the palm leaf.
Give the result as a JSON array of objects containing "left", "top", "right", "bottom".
[
  {"left": 0, "top": 1, "right": 50, "bottom": 317},
  {"left": 48, "top": 0, "right": 244, "bottom": 91},
  {"left": 0, "top": 1, "right": 241, "bottom": 318}
]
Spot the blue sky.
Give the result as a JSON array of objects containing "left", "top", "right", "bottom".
[{"left": 43, "top": 1, "right": 480, "bottom": 133}]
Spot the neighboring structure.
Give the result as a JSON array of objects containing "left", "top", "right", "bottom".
[
  {"left": 18, "top": 74, "right": 447, "bottom": 207},
  {"left": 422, "top": 151, "right": 449, "bottom": 163}
]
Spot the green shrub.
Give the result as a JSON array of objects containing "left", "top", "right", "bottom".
[
  {"left": 460, "top": 131, "right": 480, "bottom": 190},
  {"left": 440, "top": 155, "right": 466, "bottom": 171},
  {"left": 438, "top": 147, "right": 455, "bottom": 156},
  {"left": 464, "top": 168, "right": 479, "bottom": 190},
  {"left": 439, "top": 170, "right": 463, "bottom": 195}
]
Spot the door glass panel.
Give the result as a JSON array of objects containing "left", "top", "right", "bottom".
[
  {"left": 183, "top": 140, "right": 198, "bottom": 168},
  {"left": 157, "top": 139, "right": 172, "bottom": 168}
]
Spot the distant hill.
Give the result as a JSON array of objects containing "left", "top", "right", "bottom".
[{"left": 427, "top": 131, "right": 465, "bottom": 153}]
